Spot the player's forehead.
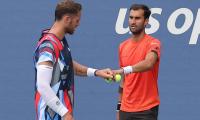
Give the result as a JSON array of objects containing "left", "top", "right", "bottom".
[{"left": 129, "top": 9, "right": 144, "bottom": 17}]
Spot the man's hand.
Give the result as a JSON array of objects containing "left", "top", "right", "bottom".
[
  {"left": 63, "top": 112, "right": 74, "bottom": 120},
  {"left": 112, "top": 69, "right": 124, "bottom": 75},
  {"left": 95, "top": 68, "right": 114, "bottom": 79}
]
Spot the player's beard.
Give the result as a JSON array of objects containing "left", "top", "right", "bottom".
[
  {"left": 129, "top": 25, "right": 145, "bottom": 35},
  {"left": 67, "top": 29, "right": 74, "bottom": 35},
  {"left": 64, "top": 21, "right": 75, "bottom": 35},
  {"left": 65, "top": 27, "right": 74, "bottom": 35}
]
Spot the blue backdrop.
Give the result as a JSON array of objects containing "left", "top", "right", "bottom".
[{"left": 0, "top": 0, "right": 200, "bottom": 120}]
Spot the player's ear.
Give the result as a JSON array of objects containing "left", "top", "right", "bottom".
[
  {"left": 63, "top": 15, "right": 72, "bottom": 24},
  {"left": 144, "top": 18, "right": 149, "bottom": 26}
]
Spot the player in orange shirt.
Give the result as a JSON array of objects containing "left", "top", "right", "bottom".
[{"left": 113, "top": 4, "right": 161, "bottom": 120}]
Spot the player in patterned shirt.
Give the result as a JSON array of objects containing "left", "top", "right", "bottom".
[{"left": 34, "top": 0, "right": 113, "bottom": 120}]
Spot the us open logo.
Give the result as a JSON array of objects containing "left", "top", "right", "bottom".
[{"left": 115, "top": 8, "right": 200, "bottom": 45}]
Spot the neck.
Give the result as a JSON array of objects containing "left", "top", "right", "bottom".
[
  {"left": 131, "top": 31, "right": 146, "bottom": 42},
  {"left": 49, "top": 22, "right": 65, "bottom": 40}
]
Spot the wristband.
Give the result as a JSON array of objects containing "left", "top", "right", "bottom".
[
  {"left": 122, "top": 66, "right": 133, "bottom": 74},
  {"left": 116, "top": 102, "right": 121, "bottom": 111},
  {"left": 87, "top": 68, "right": 97, "bottom": 77},
  {"left": 94, "top": 70, "right": 98, "bottom": 76}
]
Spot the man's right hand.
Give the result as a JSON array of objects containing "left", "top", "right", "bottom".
[
  {"left": 112, "top": 69, "right": 124, "bottom": 75},
  {"left": 95, "top": 68, "right": 114, "bottom": 79},
  {"left": 63, "top": 112, "right": 74, "bottom": 120}
]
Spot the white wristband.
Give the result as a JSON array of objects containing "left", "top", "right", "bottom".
[
  {"left": 123, "top": 66, "right": 133, "bottom": 74},
  {"left": 87, "top": 68, "right": 97, "bottom": 77}
]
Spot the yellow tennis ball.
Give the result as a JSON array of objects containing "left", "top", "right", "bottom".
[{"left": 115, "top": 74, "right": 121, "bottom": 82}]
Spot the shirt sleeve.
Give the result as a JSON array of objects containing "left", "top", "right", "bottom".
[
  {"left": 147, "top": 40, "right": 161, "bottom": 59},
  {"left": 37, "top": 41, "right": 56, "bottom": 65}
]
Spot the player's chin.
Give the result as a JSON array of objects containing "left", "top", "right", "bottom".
[
  {"left": 131, "top": 27, "right": 138, "bottom": 31},
  {"left": 68, "top": 30, "right": 75, "bottom": 35},
  {"left": 129, "top": 28, "right": 136, "bottom": 33},
  {"left": 131, "top": 29, "right": 142, "bottom": 35},
  {"left": 130, "top": 30, "right": 137, "bottom": 34}
]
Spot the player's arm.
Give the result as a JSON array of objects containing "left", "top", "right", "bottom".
[
  {"left": 116, "top": 77, "right": 124, "bottom": 120},
  {"left": 115, "top": 40, "right": 161, "bottom": 75},
  {"left": 73, "top": 60, "right": 88, "bottom": 76},
  {"left": 117, "top": 78, "right": 124, "bottom": 108},
  {"left": 36, "top": 42, "right": 71, "bottom": 118},
  {"left": 37, "top": 61, "right": 71, "bottom": 118},
  {"left": 114, "top": 51, "right": 158, "bottom": 74},
  {"left": 131, "top": 51, "right": 158, "bottom": 72},
  {"left": 73, "top": 60, "right": 113, "bottom": 79}
]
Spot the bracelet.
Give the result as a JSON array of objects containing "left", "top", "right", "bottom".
[
  {"left": 87, "top": 68, "right": 97, "bottom": 77},
  {"left": 116, "top": 102, "right": 121, "bottom": 111},
  {"left": 122, "top": 66, "right": 133, "bottom": 74}
]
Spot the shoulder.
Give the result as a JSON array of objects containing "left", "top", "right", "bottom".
[
  {"left": 146, "top": 35, "right": 161, "bottom": 45},
  {"left": 38, "top": 41, "right": 55, "bottom": 50},
  {"left": 119, "top": 38, "right": 131, "bottom": 48}
]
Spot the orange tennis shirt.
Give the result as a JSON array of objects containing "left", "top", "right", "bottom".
[{"left": 119, "top": 34, "right": 161, "bottom": 112}]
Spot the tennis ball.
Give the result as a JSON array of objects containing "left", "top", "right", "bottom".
[
  {"left": 115, "top": 74, "right": 121, "bottom": 82},
  {"left": 105, "top": 78, "right": 112, "bottom": 83}
]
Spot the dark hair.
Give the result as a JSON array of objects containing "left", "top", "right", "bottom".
[
  {"left": 55, "top": 0, "right": 82, "bottom": 21},
  {"left": 129, "top": 4, "right": 151, "bottom": 19}
]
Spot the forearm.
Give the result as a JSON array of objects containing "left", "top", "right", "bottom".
[
  {"left": 73, "top": 60, "right": 99, "bottom": 77},
  {"left": 73, "top": 60, "right": 88, "bottom": 76},
  {"left": 131, "top": 59, "right": 154, "bottom": 73},
  {"left": 122, "top": 52, "right": 157, "bottom": 74},
  {"left": 37, "top": 65, "right": 68, "bottom": 117},
  {"left": 73, "top": 60, "right": 113, "bottom": 79},
  {"left": 40, "top": 86, "right": 68, "bottom": 116}
]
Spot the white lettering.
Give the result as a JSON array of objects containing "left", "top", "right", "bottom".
[
  {"left": 115, "top": 8, "right": 129, "bottom": 34},
  {"left": 115, "top": 7, "right": 199, "bottom": 45},
  {"left": 168, "top": 8, "right": 193, "bottom": 35},
  {"left": 189, "top": 9, "right": 200, "bottom": 44},
  {"left": 146, "top": 8, "right": 162, "bottom": 34}
]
